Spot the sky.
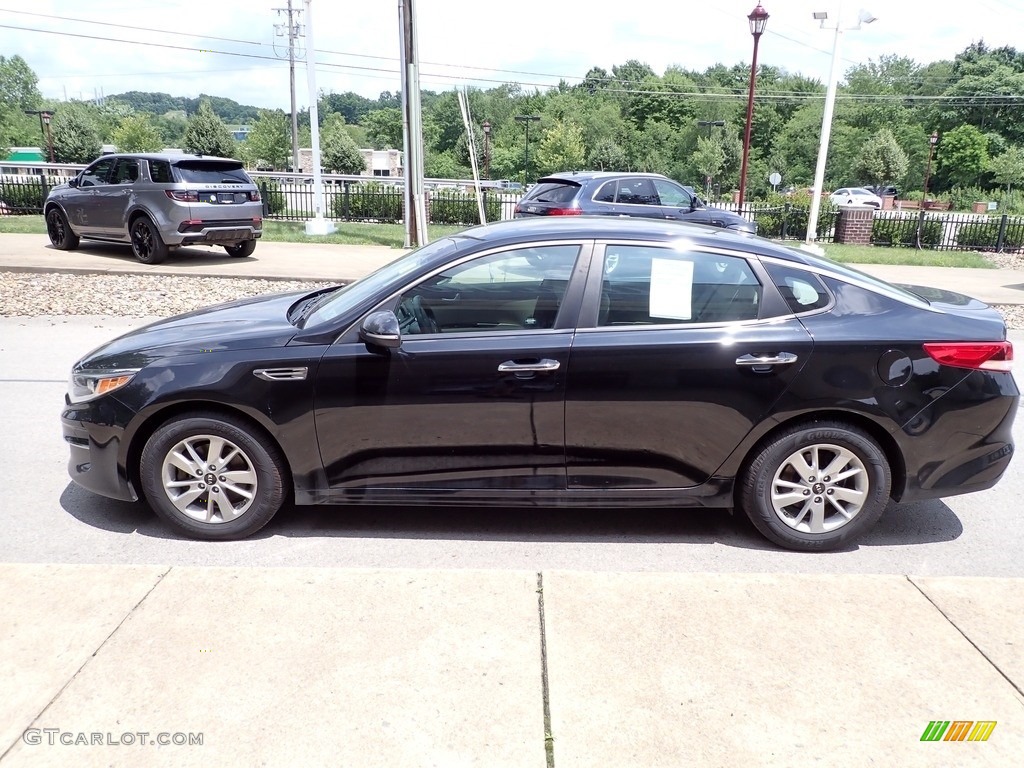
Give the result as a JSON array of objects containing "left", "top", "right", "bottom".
[{"left": 1, "top": 0, "right": 1022, "bottom": 111}]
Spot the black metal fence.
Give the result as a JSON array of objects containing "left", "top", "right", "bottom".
[
  {"left": 258, "top": 180, "right": 508, "bottom": 226},
  {"left": 0, "top": 175, "right": 63, "bottom": 215},
  {"left": 871, "top": 209, "right": 1024, "bottom": 252}
]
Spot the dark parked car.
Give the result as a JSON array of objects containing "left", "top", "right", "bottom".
[
  {"left": 62, "top": 217, "right": 1017, "bottom": 551},
  {"left": 44, "top": 152, "right": 263, "bottom": 264},
  {"left": 514, "top": 171, "right": 756, "bottom": 233}
]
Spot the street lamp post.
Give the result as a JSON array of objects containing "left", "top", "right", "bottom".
[
  {"left": 24, "top": 110, "right": 55, "bottom": 163},
  {"left": 738, "top": 3, "right": 769, "bottom": 209},
  {"left": 482, "top": 120, "right": 491, "bottom": 180},
  {"left": 804, "top": 3, "right": 877, "bottom": 246},
  {"left": 515, "top": 115, "right": 540, "bottom": 187},
  {"left": 917, "top": 131, "right": 939, "bottom": 249}
]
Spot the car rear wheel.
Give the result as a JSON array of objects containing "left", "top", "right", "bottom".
[
  {"left": 130, "top": 216, "right": 169, "bottom": 264},
  {"left": 46, "top": 208, "right": 80, "bottom": 250},
  {"left": 224, "top": 240, "right": 257, "bottom": 258},
  {"left": 140, "top": 413, "right": 286, "bottom": 540},
  {"left": 738, "top": 422, "right": 891, "bottom": 551}
]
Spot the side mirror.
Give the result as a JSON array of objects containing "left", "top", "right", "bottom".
[
  {"left": 68, "top": 176, "right": 79, "bottom": 188},
  {"left": 359, "top": 310, "right": 402, "bottom": 349}
]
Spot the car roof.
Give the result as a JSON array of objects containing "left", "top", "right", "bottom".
[
  {"left": 92, "top": 152, "right": 241, "bottom": 163},
  {"left": 448, "top": 216, "right": 813, "bottom": 264},
  {"left": 536, "top": 171, "right": 670, "bottom": 184}
]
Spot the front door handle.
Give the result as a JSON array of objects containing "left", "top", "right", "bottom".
[
  {"left": 735, "top": 352, "right": 798, "bottom": 367},
  {"left": 498, "top": 359, "right": 561, "bottom": 373}
]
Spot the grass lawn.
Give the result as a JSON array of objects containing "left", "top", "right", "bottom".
[{"left": 0, "top": 215, "right": 996, "bottom": 268}]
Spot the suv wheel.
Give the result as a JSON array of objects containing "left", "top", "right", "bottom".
[
  {"left": 46, "top": 208, "right": 80, "bottom": 250},
  {"left": 224, "top": 240, "right": 256, "bottom": 258},
  {"left": 130, "top": 216, "right": 169, "bottom": 264}
]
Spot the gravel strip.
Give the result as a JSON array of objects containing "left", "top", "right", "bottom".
[
  {"left": 0, "top": 273, "right": 334, "bottom": 318},
  {"left": 0, "top": 271, "right": 1021, "bottom": 329}
]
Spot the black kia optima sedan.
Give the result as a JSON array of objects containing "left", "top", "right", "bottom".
[{"left": 61, "top": 217, "right": 1017, "bottom": 551}]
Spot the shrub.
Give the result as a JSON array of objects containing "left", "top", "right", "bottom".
[
  {"left": 871, "top": 215, "right": 942, "bottom": 247},
  {"left": 754, "top": 198, "right": 835, "bottom": 240},
  {"left": 955, "top": 219, "right": 1024, "bottom": 251},
  {"left": 256, "top": 179, "right": 286, "bottom": 216},
  {"left": 428, "top": 189, "right": 500, "bottom": 225},
  {"left": 330, "top": 182, "right": 403, "bottom": 222}
]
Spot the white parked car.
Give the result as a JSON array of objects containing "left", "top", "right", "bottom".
[{"left": 830, "top": 187, "right": 883, "bottom": 208}]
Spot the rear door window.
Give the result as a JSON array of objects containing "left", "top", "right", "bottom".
[
  {"left": 762, "top": 262, "right": 831, "bottom": 314},
  {"left": 172, "top": 161, "right": 252, "bottom": 185},
  {"left": 616, "top": 178, "right": 658, "bottom": 206}
]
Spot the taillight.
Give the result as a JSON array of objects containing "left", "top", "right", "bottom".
[
  {"left": 924, "top": 341, "right": 1014, "bottom": 372},
  {"left": 165, "top": 190, "right": 199, "bottom": 202},
  {"left": 546, "top": 207, "right": 582, "bottom": 216}
]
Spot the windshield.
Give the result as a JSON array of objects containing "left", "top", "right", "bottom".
[{"left": 304, "top": 237, "right": 460, "bottom": 326}]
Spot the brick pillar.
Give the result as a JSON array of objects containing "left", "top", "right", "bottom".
[{"left": 834, "top": 205, "right": 875, "bottom": 245}]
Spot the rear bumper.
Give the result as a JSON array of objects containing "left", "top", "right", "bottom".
[{"left": 172, "top": 223, "right": 263, "bottom": 246}]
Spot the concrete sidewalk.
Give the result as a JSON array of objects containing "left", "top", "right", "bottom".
[
  {"left": 0, "top": 564, "right": 1021, "bottom": 767},
  {"left": 1, "top": 233, "right": 1023, "bottom": 305}
]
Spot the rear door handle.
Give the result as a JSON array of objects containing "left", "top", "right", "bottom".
[
  {"left": 498, "top": 359, "right": 560, "bottom": 373},
  {"left": 735, "top": 352, "right": 798, "bottom": 367}
]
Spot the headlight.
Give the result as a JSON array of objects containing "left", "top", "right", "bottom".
[{"left": 67, "top": 369, "right": 140, "bottom": 404}]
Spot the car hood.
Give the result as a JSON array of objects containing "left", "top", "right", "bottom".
[{"left": 76, "top": 291, "right": 305, "bottom": 369}]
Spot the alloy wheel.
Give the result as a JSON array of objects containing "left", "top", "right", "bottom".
[
  {"left": 160, "top": 434, "right": 258, "bottom": 524},
  {"left": 769, "top": 443, "right": 868, "bottom": 534}
]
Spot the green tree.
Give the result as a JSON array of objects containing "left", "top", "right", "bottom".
[
  {"left": 183, "top": 99, "right": 237, "bottom": 157},
  {"left": 362, "top": 107, "right": 403, "bottom": 150},
  {"left": 692, "top": 135, "right": 727, "bottom": 188},
  {"left": 49, "top": 104, "right": 102, "bottom": 163},
  {"left": 242, "top": 109, "right": 290, "bottom": 169},
  {"left": 989, "top": 146, "right": 1024, "bottom": 191},
  {"left": 0, "top": 55, "right": 42, "bottom": 151},
  {"left": 587, "top": 138, "right": 628, "bottom": 171},
  {"left": 111, "top": 113, "right": 163, "bottom": 152},
  {"left": 319, "top": 113, "right": 365, "bottom": 173},
  {"left": 855, "top": 128, "right": 909, "bottom": 187},
  {"left": 534, "top": 120, "right": 585, "bottom": 175},
  {"left": 936, "top": 124, "right": 989, "bottom": 188}
]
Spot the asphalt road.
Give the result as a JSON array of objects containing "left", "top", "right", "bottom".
[{"left": 2, "top": 316, "right": 1022, "bottom": 576}]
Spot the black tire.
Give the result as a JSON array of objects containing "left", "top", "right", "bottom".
[
  {"left": 738, "top": 421, "right": 891, "bottom": 552},
  {"left": 130, "top": 216, "right": 169, "bottom": 264},
  {"left": 140, "top": 413, "right": 287, "bottom": 540},
  {"left": 224, "top": 240, "right": 257, "bottom": 258},
  {"left": 45, "top": 207, "right": 80, "bottom": 250}
]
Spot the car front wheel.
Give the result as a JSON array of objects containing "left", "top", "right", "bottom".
[
  {"left": 130, "top": 216, "right": 169, "bottom": 264},
  {"left": 224, "top": 240, "right": 257, "bottom": 258},
  {"left": 140, "top": 413, "right": 287, "bottom": 540},
  {"left": 46, "top": 208, "right": 80, "bottom": 250},
  {"left": 739, "top": 422, "right": 891, "bottom": 551}
]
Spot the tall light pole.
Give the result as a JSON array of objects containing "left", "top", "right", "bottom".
[
  {"left": 302, "top": 0, "right": 335, "bottom": 235},
  {"left": 804, "top": 3, "right": 877, "bottom": 246},
  {"left": 482, "top": 120, "right": 491, "bottom": 179},
  {"left": 515, "top": 115, "right": 540, "bottom": 187},
  {"left": 738, "top": 3, "right": 769, "bottom": 209},
  {"left": 25, "top": 110, "right": 55, "bottom": 162},
  {"left": 916, "top": 131, "right": 939, "bottom": 249}
]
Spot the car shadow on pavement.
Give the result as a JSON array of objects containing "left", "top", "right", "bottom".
[
  {"left": 45, "top": 241, "right": 253, "bottom": 265},
  {"left": 60, "top": 483, "right": 964, "bottom": 551}
]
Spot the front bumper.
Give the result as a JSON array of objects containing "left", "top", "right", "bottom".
[{"left": 61, "top": 397, "right": 139, "bottom": 502}]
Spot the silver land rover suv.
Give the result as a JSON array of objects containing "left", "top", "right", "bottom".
[{"left": 44, "top": 153, "right": 263, "bottom": 264}]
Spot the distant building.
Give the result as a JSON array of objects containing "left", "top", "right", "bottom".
[
  {"left": 4, "top": 147, "right": 45, "bottom": 163},
  {"left": 231, "top": 126, "right": 251, "bottom": 141},
  {"left": 296, "top": 148, "right": 403, "bottom": 177}
]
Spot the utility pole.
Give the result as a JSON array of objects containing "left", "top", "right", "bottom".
[
  {"left": 274, "top": 0, "right": 304, "bottom": 173},
  {"left": 399, "top": 0, "right": 428, "bottom": 247}
]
